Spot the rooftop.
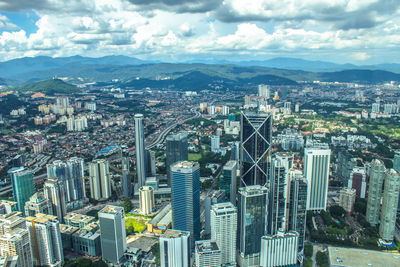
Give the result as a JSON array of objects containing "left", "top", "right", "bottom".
[
  {"left": 128, "top": 236, "right": 158, "bottom": 253},
  {"left": 162, "top": 229, "right": 190, "bottom": 239},
  {"left": 59, "top": 224, "right": 79, "bottom": 234},
  {"left": 65, "top": 212, "right": 95, "bottom": 224},
  {"left": 328, "top": 246, "right": 400, "bottom": 267},
  {"left": 223, "top": 160, "right": 237, "bottom": 169},
  {"left": 195, "top": 240, "right": 220, "bottom": 253},
  {"left": 171, "top": 160, "right": 198, "bottom": 169},
  {"left": 99, "top": 205, "right": 124, "bottom": 214}
]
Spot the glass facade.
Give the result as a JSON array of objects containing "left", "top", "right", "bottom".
[
  {"left": 166, "top": 132, "right": 188, "bottom": 186},
  {"left": 9, "top": 167, "right": 35, "bottom": 215}
]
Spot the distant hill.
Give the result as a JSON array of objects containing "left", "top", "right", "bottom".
[
  {"left": 317, "top": 69, "right": 400, "bottom": 83},
  {"left": 16, "top": 79, "right": 80, "bottom": 95}
]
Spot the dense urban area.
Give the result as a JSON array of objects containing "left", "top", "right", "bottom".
[{"left": 1, "top": 74, "right": 400, "bottom": 267}]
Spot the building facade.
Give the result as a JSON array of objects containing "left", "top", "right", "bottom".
[
  {"left": 160, "top": 229, "right": 190, "bottom": 267},
  {"left": 134, "top": 113, "right": 146, "bottom": 189},
  {"left": 195, "top": 240, "right": 222, "bottom": 267},
  {"left": 260, "top": 231, "right": 299, "bottom": 267},
  {"left": 88, "top": 159, "right": 111, "bottom": 200},
  {"left": 139, "top": 186, "right": 155, "bottom": 215},
  {"left": 339, "top": 188, "right": 356, "bottom": 213},
  {"left": 366, "top": 159, "right": 386, "bottom": 226},
  {"left": 220, "top": 160, "right": 237, "bottom": 204},
  {"left": 44, "top": 177, "right": 67, "bottom": 223},
  {"left": 24, "top": 192, "right": 51, "bottom": 217},
  {"left": 8, "top": 167, "right": 35, "bottom": 215},
  {"left": 166, "top": 132, "right": 188, "bottom": 186}
]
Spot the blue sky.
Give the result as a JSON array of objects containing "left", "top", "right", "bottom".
[{"left": 0, "top": 0, "right": 399, "bottom": 64}]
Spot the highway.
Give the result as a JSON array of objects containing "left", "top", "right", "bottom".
[{"left": 146, "top": 108, "right": 201, "bottom": 150}]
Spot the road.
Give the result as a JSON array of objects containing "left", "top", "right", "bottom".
[{"left": 146, "top": 109, "right": 201, "bottom": 150}]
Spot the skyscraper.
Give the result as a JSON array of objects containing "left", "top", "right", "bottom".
[
  {"left": 88, "top": 159, "right": 111, "bottom": 200},
  {"left": 303, "top": 142, "right": 331, "bottom": 211},
  {"left": 8, "top": 167, "right": 35, "bottom": 215},
  {"left": 266, "top": 158, "right": 288, "bottom": 235},
  {"left": 339, "top": 188, "right": 356, "bottom": 213},
  {"left": 160, "top": 229, "right": 190, "bottom": 267},
  {"left": 24, "top": 192, "right": 51, "bottom": 216},
  {"left": 99, "top": 205, "right": 127, "bottom": 264},
  {"left": 44, "top": 177, "right": 67, "bottom": 223},
  {"left": 135, "top": 113, "right": 146, "bottom": 189},
  {"left": 258, "top": 84, "right": 270, "bottom": 99},
  {"left": 260, "top": 231, "right": 299, "bottom": 267},
  {"left": 348, "top": 167, "right": 367, "bottom": 199},
  {"left": 121, "top": 157, "right": 132, "bottom": 198},
  {"left": 26, "top": 213, "right": 64, "bottom": 267},
  {"left": 0, "top": 212, "right": 33, "bottom": 267},
  {"left": 287, "top": 170, "right": 308, "bottom": 254},
  {"left": 166, "top": 132, "right": 188, "bottom": 186},
  {"left": 171, "top": 161, "right": 200, "bottom": 245},
  {"left": 195, "top": 240, "right": 222, "bottom": 267},
  {"left": 394, "top": 153, "right": 400, "bottom": 172},
  {"left": 240, "top": 111, "right": 272, "bottom": 186},
  {"left": 220, "top": 160, "right": 237, "bottom": 204},
  {"left": 139, "top": 186, "right": 155, "bottom": 215},
  {"left": 211, "top": 135, "right": 220, "bottom": 153},
  {"left": 379, "top": 169, "right": 400, "bottom": 242},
  {"left": 237, "top": 185, "right": 268, "bottom": 267},
  {"left": 210, "top": 202, "right": 237, "bottom": 266},
  {"left": 366, "top": 159, "right": 386, "bottom": 226}
]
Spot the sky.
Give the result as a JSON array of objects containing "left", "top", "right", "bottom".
[{"left": 0, "top": 0, "right": 399, "bottom": 64}]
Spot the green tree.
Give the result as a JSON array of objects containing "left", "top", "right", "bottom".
[
  {"left": 121, "top": 199, "right": 133, "bottom": 213},
  {"left": 304, "top": 244, "right": 313, "bottom": 258},
  {"left": 330, "top": 205, "right": 345, "bottom": 218},
  {"left": 354, "top": 199, "right": 367, "bottom": 215},
  {"left": 316, "top": 251, "right": 328, "bottom": 267}
]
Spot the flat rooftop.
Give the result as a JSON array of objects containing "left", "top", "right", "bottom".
[
  {"left": 328, "top": 246, "right": 400, "bottom": 267},
  {"left": 162, "top": 229, "right": 190, "bottom": 239},
  {"left": 99, "top": 205, "right": 123, "bottom": 214},
  {"left": 195, "top": 240, "right": 220, "bottom": 253},
  {"left": 128, "top": 236, "right": 158, "bottom": 253}
]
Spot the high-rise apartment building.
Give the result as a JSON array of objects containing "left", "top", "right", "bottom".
[
  {"left": 139, "top": 186, "right": 155, "bottom": 215},
  {"left": 240, "top": 112, "right": 272, "bottom": 186},
  {"left": 287, "top": 169, "right": 308, "bottom": 254},
  {"left": 394, "top": 153, "right": 400, "bottom": 172},
  {"left": 26, "top": 214, "right": 63, "bottom": 267},
  {"left": 44, "top": 177, "right": 67, "bottom": 223},
  {"left": 98, "top": 205, "right": 127, "bottom": 264},
  {"left": 160, "top": 229, "right": 190, "bottom": 267},
  {"left": 171, "top": 161, "right": 200, "bottom": 245},
  {"left": 195, "top": 240, "right": 222, "bottom": 267},
  {"left": 121, "top": 157, "right": 132, "bottom": 198},
  {"left": 0, "top": 212, "right": 33, "bottom": 267},
  {"left": 210, "top": 202, "right": 237, "bottom": 266},
  {"left": 304, "top": 142, "right": 331, "bottom": 211},
  {"left": 260, "top": 231, "right": 299, "bottom": 267},
  {"left": 88, "top": 159, "right": 111, "bottom": 200},
  {"left": 379, "top": 169, "right": 400, "bottom": 242},
  {"left": 166, "top": 132, "right": 188, "bottom": 186},
  {"left": 135, "top": 113, "right": 146, "bottom": 189},
  {"left": 339, "top": 188, "right": 356, "bottom": 213},
  {"left": 366, "top": 159, "right": 386, "bottom": 226},
  {"left": 211, "top": 135, "right": 220, "bottom": 153},
  {"left": 258, "top": 84, "right": 270, "bottom": 99},
  {"left": 220, "top": 160, "right": 237, "bottom": 204},
  {"left": 24, "top": 192, "right": 51, "bottom": 216},
  {"left": 237, "top": 185, "right": 268, "bottom": 267},
  {"left": 8, "top": 167, "right": 35, "bottom": 215},
  {"left": 348, "top": 167, "right": 367, "bottom": 199}
]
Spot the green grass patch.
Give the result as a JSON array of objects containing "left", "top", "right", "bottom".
[
  {"left": 188, "top": 153, "right": 202, "bottom": 161},
  {"left": 125, "top": 214, "right": 152, "bottom": 234}
]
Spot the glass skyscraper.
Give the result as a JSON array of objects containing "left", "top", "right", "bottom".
[
  {"left": 366, "top": 159, "right": 386, "bottom": 226},
  {"left": 171, "top": 161, "right": 200, "bottom": 246},
  {"left": 220, "top": 160, "right": 237, "bottom": 204},
  {"left": 8, "top": 167, "right": 35, "bottom": 215},
  {"left": 240, "top": 112, "right": 272, "bottom": 186},
  {"left": 134, "top": 113, "right": 146, "bottom": 189},
  {"left": 166, "top": 132, "right": 188, "bottom": 186},
  {"left": 237, "top": 185, "right": 268, "bottom": 267}
]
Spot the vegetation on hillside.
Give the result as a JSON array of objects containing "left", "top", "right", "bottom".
[{"left": 16, "top": 78, "right": 80, "bottom": 95}]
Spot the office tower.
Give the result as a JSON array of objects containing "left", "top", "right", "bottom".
[
  {"left": 348, "top": 167, "right": 367, "bottom": 199},
  {"left": 337, "top": 150, "right": 357, "bottom": 185},
  {"left": 0, "top": 200, "right": 17, "bottom": 215},
  {"left": 44, "top": 177, "right": 67, "bottom": 223},
  {"left": 258, "top": 84, "right": 270, "bottom": 98},
  {"left": 8, "top": 167, "right": 35, "bottom": 215},
  {"left": 88, "top": 159, "right": 111, "bottom": 200},
  {"left": 146, "top": 149, "right": 156, "bottom": 176},
  {"left": 210, "top": 202, "right": 237, "bottom": 266},
  {"left": 26, "top": 214, "right": 63, "bottom": 267},
  {"left": 266, "top": 158, "right": 287, "bottom": 235},
  {"left": 211, "top": 135, "right": 220, "bottom": 153},
  {"left": 287, "top": 170, "right": 307, "bottom": 253},
  {"left": 237, "top": 185, "right": 268, "bottom": 267},
  {"left": 304, "top": 142, "right": 331, "bottom": 211},
  {"left": 366, "top": 159, "right": 386, "bottom": 226},
  {"left": 135, "top": 113, "right": 146, "bottom": 189},
  {"left": 121, "top": 157, "right": 132, "bottom": 198},
  {"left": 160, "top": 229, "right": 190, "bottom": 267},
  {"left": 139, "top": 186, "right": 155, "bottom": 215},
  {"left": 171, "top": 161, "right": 200, "bottom": 245},
  {"left": 204, "top": 190, "right": 226, "bottom": 236},
  {"left": 99, "top": 205, "right": 127, "bottom": 264},
  {"left": 0, "top": 212, "right": 33, "bottom": 267},
  {"left": 24, "top": 192, "right": 51, "bottom": 216},
  {"left": 166, "top": 132, "right": 188, "bottom": 186},
  {"left": 260, "top": 231, "right": 299, "bottom": 267},
  {"left": 379, "top": 169, "right": 400, "bottom": 242},
  {"left": 195, "top": 240, "right": 222, "bottom": 267},
  {"left": 240, "top": 111, "right": 272, "bottom": 186},
  {"left": 339, "top": 188, "right": 356, "bottom": 213},
  {"left": 220, "top": 160, "right": 237, "bottom": 204}
]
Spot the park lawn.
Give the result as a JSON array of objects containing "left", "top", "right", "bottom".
[
  {"left": 125, "top": 217, "right": 147, "bottom": 233},
  {"left": 189, "top": 153, "right": 202, "bottom": 161}
]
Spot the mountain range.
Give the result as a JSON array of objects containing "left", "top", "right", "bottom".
[{"left": 1, "top": 56, "right": 400, "bottom": 88}]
